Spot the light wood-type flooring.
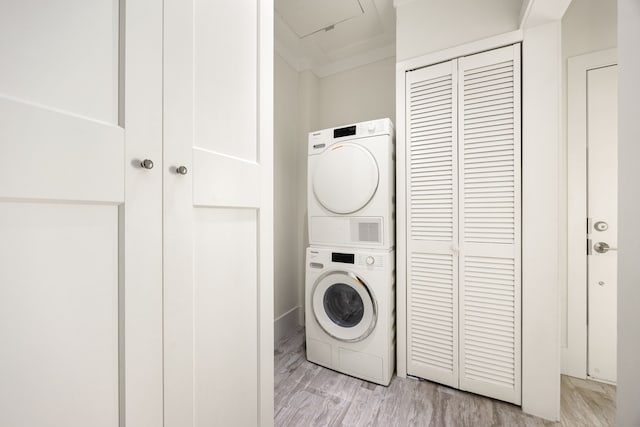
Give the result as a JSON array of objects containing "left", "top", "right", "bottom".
[{"left": 275, "top": 328, "right": 616, "bottom": 426}]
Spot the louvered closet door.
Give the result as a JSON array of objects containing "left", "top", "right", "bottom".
[
  {"left": 405, "top": 60, "right": 459, "bottom": 387},
  {"left": 458, "top": 44, "right": 521, "bottom": 404}
]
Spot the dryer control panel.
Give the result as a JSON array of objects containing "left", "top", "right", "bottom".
[{"left": 308, "top": 118, "right": 394, "bottom": 155}]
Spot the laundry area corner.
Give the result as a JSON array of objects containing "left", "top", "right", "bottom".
[{"left": 273, "top": 0, "right": 624, "bottom": 426}]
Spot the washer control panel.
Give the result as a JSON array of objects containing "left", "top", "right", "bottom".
[
  {"left": 308, "top": 248, "right": 388, "bottom": 269},
  {"left": 356, "top": 253, "right": 384, "bottom": 268}
]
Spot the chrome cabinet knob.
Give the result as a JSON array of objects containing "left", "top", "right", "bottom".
[
  {"left": 176, "top": 166, "right": 188, "bottom": 175},
  {"left": 140, "top": 159, "right": 154, "bottom": 170}
]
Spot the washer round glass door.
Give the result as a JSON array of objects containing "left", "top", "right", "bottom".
[
  {"left": 312, "top": 143, "right": 379, "bottom": 214},
  {"left": 312, "top": 271, "right": 377, "bottom": 342}
]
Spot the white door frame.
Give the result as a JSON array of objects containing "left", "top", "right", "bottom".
[{"left": 563, "top": 48, "right": 617, "bottom": 379}]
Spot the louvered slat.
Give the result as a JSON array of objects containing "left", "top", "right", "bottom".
[
  {"left": 409, "top": 67, "right": 455, "bottom": 242},
  {"left": 408, "top": 253, "right": 456, "bottom": 381},
  {"left": 459, "top": 44, "right": 521, "bottom": 405},
  {"left": 406, "top": 60, "right": 458, "bottom": 388},
  {"left": 462, "top": 256, "right": 516, "bottom": 387}
]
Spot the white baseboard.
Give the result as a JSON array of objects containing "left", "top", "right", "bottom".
[{"left": 274, "top": 306, "right": 302, "bottom": 344}]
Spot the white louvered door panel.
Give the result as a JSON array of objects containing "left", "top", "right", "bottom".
[
  {"left": 405, "top": 60, "right": 459, "bottom": 387},
  {"left": 458, "top": 44, "right": 521, "bottom": 404}
]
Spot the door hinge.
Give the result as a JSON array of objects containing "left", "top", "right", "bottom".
[
  {"left": 587, "top": 238, "right": 593, "bottom": 255},
  {"left": 587, "top": 217, "right": 593, "bottom": 234}
]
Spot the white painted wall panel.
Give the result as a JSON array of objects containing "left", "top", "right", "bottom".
[
  {"left": 274, "top": 53, "right": 301, "bottom": 321},
  {"left": 194, "top": 208, "right": 259, "bottom": 427},
  {"left": 396, "top": 0, "right": 521, "bottom": 61},
  {"left": 0, "top": 0, "right": 119, "bottom": 123},
  {"left": 521, "top": 21, "right": 561, "bottom": 421},
  {"left": 194, "top": 0, "right": 258, "bottom": 162},
  {"left": 617, "top": 0, "right": 640, "bottom": 424},
  {"left": 319, "top": 57, "right": 396, "bottom": 129},
  {"left": 0, "top": 203, "right": 119, "bottom": 427}
]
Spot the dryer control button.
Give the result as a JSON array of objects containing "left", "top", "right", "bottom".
[{"left": 365, "top": 256, "right": 375, "bottom": 266}]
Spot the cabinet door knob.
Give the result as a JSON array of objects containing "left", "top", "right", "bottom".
[
  {"left": 140, "top": 159, "right": 154, "bottom": 170},
  {"left": 176, "top": 166, "right": 188, "bottom": 175}
]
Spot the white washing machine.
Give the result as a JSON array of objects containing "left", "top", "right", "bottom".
[
  {"left": 305, "top": 246, "right": 395, "bottom": 386},
  {"left": 308, "top": 118, "right": 394, "bottom": 250}
]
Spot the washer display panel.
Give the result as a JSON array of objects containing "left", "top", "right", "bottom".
[
  {"left": 312, "top": 271, "right": 377, "bottom": 342},
  {"left": 312, "top": 143, "right": 379, "bottom": 214}
]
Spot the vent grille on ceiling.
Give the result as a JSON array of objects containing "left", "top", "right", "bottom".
[{"left": 275, "top": 0, "right": 364, "bottom": 39}]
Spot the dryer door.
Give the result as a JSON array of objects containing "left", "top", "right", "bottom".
[
  {"left": 312, "top": 143, "right": 379, "bottom": 214},
  {"left": 312, "top": 271, "right": 377, "bottom": 342}
]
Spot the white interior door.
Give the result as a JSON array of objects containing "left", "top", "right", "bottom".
[
  {"left": 458, "top": 44, "right": 521, "bottom": 405},
  {"left": 405, "top": 59, "right": 459, "bottom": 388},
  {"left": 163, "top": 1, "right": 274, "bottom": 426},
  {"left": 0, "top": 1, "right": 163, "bottom": 426},
  {"left": 404, "top": 44, "right": 521, "bottom": 406},
  {"left": 587, "top": 65, "right": 618, "bottom": 384}
]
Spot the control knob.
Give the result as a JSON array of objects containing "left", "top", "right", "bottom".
[{"left": 366, "top": 256, "right": 375, "bottom": 266}]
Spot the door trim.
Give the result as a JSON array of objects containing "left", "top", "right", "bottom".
[
  {"left": 257, "top": 0, "right": 275, "bottom": 425},
  {"left": 564, "top": 48, "right": 617, "bottom": 379}
]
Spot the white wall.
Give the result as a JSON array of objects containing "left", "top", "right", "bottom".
[
  {"left": 560, "top": 0, "right": 617, "bottom": 349},
  {"left": 274, "top": 54, "right": 301, "bottom": 337},
  {"left": 617, "top": 0, "right": 640, "bottom": 424},
  {"left": 521, "top": 21, "right": 562, "bottom": 421},
  {"left": 318, "top": 57, "right": 396, "bottom": 129},
  {"left": 396, "top": 0, "right": 521, "bottom": 61},
  {"left": 295, "top": 69, "right": 320, "bottom": 324}
]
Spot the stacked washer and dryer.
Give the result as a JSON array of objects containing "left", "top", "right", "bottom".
[{"left": 305, "top": 118, "right": 396, "bottom": 386}]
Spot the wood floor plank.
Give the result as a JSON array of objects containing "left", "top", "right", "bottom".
[{"left": 275, "top": 328, "right": 615, "bottom": 426}]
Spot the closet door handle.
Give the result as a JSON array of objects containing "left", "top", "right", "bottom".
[
  {"left": 140, "top": 159, "right": 154, "bottom": 170},
  {"left": 175, "top": 166, "right": 188, "bottom": 175}
]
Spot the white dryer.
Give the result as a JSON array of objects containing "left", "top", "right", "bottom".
[
  {"left": 305, "top": 246, "right": 395, "bottom": 386},
  {"left": 308, "top": 118, "right": 394, "bottom": 249}
]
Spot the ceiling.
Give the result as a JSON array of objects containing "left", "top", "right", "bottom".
[{"left": 275, "top": 0, "right": 396, "bottom": 77}]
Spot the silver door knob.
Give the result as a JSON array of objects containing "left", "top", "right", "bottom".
[
  {"left": 140, "top": 159, "right": 154, "bottom": 170},
  {"left": 176, "top": 166, "right": 188, "bottom": 175},
  {"left": 594, "top": 242, "right": 618, "bottom": 254}
]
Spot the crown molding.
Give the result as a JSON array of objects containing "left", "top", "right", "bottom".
[
  {"left": 276, "top": 35, "right": 396, "bottom": 78},
  {"left": 520, "top": 0, "right": 572, "bottom": 29},
  {"left": 392, "top": 0, "right": 417, "bottom": 8}
]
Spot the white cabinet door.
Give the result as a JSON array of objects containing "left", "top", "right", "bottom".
[
  {"left": 163, "top": 1, "right": 274, "bottom": 426},
  {"left": 458, "top": 44, "right": 521, "bottom": 405},
  {"left": 405, "top": 60, "right": 459, "bottom": 388},
  {"left": 0, "top": 1, "right": 163, "bottom": 426}
]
